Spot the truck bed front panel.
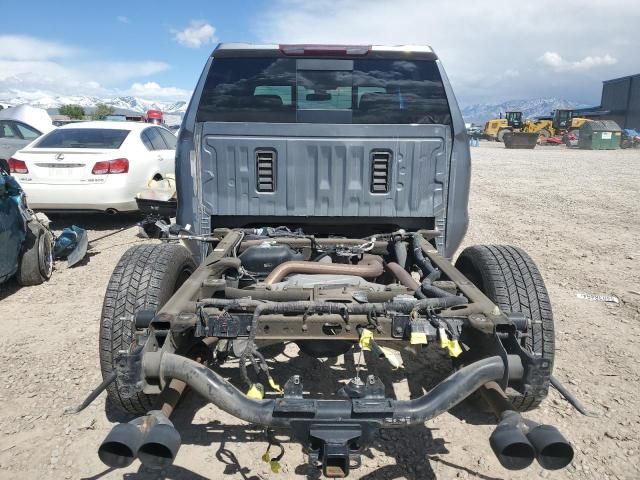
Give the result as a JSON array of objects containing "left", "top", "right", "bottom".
[{"left": 198, "top": 123, "right": 450, "bottom": 225}]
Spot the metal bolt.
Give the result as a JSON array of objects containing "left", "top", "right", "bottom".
[{"left": 368, "top": 375, "right": 375, "bottom": 385}]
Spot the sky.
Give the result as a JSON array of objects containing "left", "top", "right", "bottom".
[{"left": 1, "top": 0, "right": 638, "bottom": 107}]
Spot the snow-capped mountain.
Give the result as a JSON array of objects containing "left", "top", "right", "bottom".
[
  {"left": 2, "top": 94, "right": 595, "bottom": 127},
  {"left": 0, "top": 94, "right": 188, "bottom": 115},
  {"left": 461, "top": 98, "right": 593, "bottom": 124}
]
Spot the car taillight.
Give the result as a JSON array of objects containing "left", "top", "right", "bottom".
[
  {"left": 108, "top": 158, "right": 129, "bottom": 174},
  {"left": 8, "top": 158, "right": 29, "bottom": 174},
  {"left": 92, "top": 158, "right": 129, "bottom": 175}
]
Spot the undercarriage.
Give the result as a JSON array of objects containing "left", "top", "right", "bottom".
[{"left": 92, "top": 227, "right": 574, "bottom": 477}]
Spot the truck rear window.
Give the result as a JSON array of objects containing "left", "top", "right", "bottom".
[
  {"left": 196, "top": 58, "right": 451, "bottom": 125},
  {"left": 35, "top": 129, "right": 130, "bottom": 149}
]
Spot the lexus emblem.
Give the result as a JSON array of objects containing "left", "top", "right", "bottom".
[{"left": 56, "top": 153, "right": 65, "bottom": 160}]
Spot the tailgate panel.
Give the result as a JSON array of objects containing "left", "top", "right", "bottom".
[{"left": 199, "top": 123, "right": 450, "bottom": 221}]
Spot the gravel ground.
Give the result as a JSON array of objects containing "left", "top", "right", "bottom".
[{"left": 0, "top": 141, "right": 639, "bottom": 480}]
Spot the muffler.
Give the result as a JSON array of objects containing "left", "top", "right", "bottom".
[
  {"left": 489, "top": 411, "right": 535, "bottom": 470},
  {"left": 526, "top": 424, "right": 574, "bottom": 470},
  {"left": 98, "top": 410, "right": 181, "bottom": 470}
]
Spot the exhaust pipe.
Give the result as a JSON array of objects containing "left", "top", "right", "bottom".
[
  {"left": 98, "top": 421, "right": 146, "bottom": 468},
  {"left": 489, "top": 411, "right": 535, "bottom": 470},
  {"left": 137, "top": 416, "right": 182, "bottom": 469},
  {"left": 526, "top": 424, "right": 574, "bottom": 470},
  {"left": 98, "top": 411, "right": 181, "bottom": 470},
  {"left": 482, "top": 382, "right": 573, "bottom": 471},
  {"left": 105, "top": 208, "right": 118, "bottom": 215}
]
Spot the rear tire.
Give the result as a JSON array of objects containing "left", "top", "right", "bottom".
[
  {"left": 455, "top": 245, "right": 554, "bottom": 411},
  {"left": 497, "top": 129, "right": 511, "bottom": 143},
  {"left": 99, "top": 243, "right": 196, "bottom": 415},
  {"left": 17, "top": 222, "right": 53, "bottom": 286}
]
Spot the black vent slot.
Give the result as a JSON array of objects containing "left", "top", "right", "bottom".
[
  {"left": 370, "top": 151, "right": 391, "bottom": 193},
  {"left": 256, "top": 150, "right": 276, "bottom": 192}
]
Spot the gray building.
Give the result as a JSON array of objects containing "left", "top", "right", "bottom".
[{"left": 576, "top": 74, "right": 640, "bottom": 130}]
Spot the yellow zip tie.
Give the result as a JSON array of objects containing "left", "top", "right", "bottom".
[
  {"left": 379, "top": 346, "right": 404, "bottom": 369},
  {"left": 359, "top": 329, "right": 374, "bottom": 351},
  {"left": 246, "top": 383, "right": 264, "bottom": 400},
  {"left": 438, "top": 327, "right": 463, "bottom": 357},
  {"left": 268, "top": 376, "right": 284, "bottom": 394},
  {"left": 410, "top": 331, "right": 428, "bottom": 345}
]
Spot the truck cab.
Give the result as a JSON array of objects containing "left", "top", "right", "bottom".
[{"left": 176, "top": 43, "right": 470, "bottom": 259}]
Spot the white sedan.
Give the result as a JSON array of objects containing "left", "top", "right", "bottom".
[{"left": 8, "top": 121, "right": 176, "bottom": 213}]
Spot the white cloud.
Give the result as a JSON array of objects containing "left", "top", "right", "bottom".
[
  {"left": 117, "top": 16, "right": 131, "bottom": 24},
  {"left": 128, "top": 81, "right": 191, "bottom": 100},
  {"left": 0, "top": 35, "right": 78, "bottom": 61},
  {"left": 254, "top": 0, "right": 640, "bottom": 105},
  {"left": 538, "top": 51, "right": 617, "bottom": 72},
  {"left": 0, "top": 35, "right": 184, "bottom": 103},
  {"left": 173, "top": 21, "right": 217, "bottom": 48}
]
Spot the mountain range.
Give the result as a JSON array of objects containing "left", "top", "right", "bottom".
[
  {"left": 1, "top": 94, "right": 595, "bottom": 126},
  {"left": 460, "top": 97, "right": 593, "bottom": 124},
  {"left": 0, "top": 94, "right": 187, "bottom": 115}
]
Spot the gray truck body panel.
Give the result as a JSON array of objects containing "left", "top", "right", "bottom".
[{"left": 176, "top": 45, "right": 470, "bottom": 259}]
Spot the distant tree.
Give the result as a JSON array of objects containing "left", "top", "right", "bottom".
[
  {"left": 93, "top": 103, "right": 115, "bottom": 120},
  {"left": 59, "top": 104, "right": 85, "bottom": 119}
]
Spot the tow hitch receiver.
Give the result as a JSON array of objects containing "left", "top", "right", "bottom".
[
  {"left": 309, "top": 425, "right": 362, "bottom": 478},
  {"left": 283, "top": 375, "right": 385, "bottom": 477}
]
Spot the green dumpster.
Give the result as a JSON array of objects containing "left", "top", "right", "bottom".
[{"left": 578, "top": 120, "right": 622, "bottom": 150}]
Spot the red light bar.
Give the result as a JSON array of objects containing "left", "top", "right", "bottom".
[{"left": 279, "top": 44, "right": 371, "bottom": 56}]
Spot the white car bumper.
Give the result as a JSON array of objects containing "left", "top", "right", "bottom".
[{"left": 20, "top": 181, "right": 139, "bottom": 212}]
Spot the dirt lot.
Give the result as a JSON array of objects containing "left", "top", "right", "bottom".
[{"left": 0, "top": 141, "right": 638, "bottom": 480}]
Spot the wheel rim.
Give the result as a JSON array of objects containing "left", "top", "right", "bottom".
[{"left": 38, "top": 233, "right": 53, "bottom": 279}]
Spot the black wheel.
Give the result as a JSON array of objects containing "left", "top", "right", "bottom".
[
  {"left": 497, "top": 129, "right": 511, "bottom": 143},
  {"left": 17, "top": 222, "right": 53, "bottom": 286},
  {"left": 455, "top": 245, "right": 554, "bottom": 411},
  {"left": 100, "top": 243, "right": 196, "bottom": 415}
]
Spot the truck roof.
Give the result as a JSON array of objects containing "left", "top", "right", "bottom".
[{"left": 212, "top": 43, "right": 437, "bottom": 60}]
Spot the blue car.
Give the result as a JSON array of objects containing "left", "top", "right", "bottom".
[{"left": 0, "top": 163, "right": 53, "bottom": 286}]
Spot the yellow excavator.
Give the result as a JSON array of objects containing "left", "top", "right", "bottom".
[{"left": 484, "top": 110, "right": 589, "bottom": 144}]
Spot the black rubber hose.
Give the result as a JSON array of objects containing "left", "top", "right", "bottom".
[
  {"left": 410, "top": 234, "right": 440, "bottom": 280},
  {"left": 420, "top": 281, "right": 456, "bottom": 298}
]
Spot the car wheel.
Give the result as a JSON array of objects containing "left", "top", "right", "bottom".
[
  {"left": 17, "top": 222, "right": 53, "bottom": 286},
  {"left": 497, "top": 129, "right": 511, "bottom": 143},
  {"left": 99, "top": 243, "right": 196, "bottom": 415},
  {"left": 455, "top": 245, "right": 554, "bottom": 412}
]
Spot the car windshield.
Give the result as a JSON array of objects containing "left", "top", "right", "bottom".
[
  {"left": 197, "top": 57, "right": 451, "bottom": 124},
  {"left": 35, "top": 128, "right": 130, "bottom": 149}
]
